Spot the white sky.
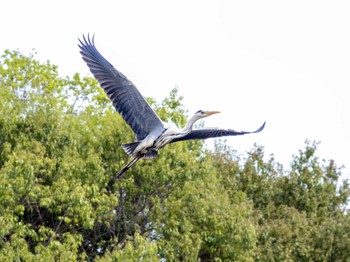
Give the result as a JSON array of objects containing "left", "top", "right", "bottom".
[{"left": 1, "top": 0, "right": 349, "bottom": 180}]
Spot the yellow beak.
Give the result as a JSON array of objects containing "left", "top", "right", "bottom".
[{"left": 204, "top": 111, "right": 221, "bottom": 115}]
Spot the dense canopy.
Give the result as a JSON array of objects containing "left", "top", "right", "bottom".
[{"left": 0, "top": 50, "right": 349, "bottom": 261}]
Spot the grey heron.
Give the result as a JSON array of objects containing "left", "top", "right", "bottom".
[{"left": 78, "top": 35, "right": 265, "bottom": 178}]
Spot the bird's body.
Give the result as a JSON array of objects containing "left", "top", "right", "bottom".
[
  {"left": 78, "top": 35, "right": 265, "bottom": 178},
  {"left": 121, "top": 111, "right": 222, "bottom": 159}
]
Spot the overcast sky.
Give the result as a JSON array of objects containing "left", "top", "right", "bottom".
[{"left": 1, "top": 0, "right": 349, "bottom": 180}]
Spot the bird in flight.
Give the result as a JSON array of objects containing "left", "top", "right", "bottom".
[{"left": 78, "top": 35, "right": 265, "bottom": 178}]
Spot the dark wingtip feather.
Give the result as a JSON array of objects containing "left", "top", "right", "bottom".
[
  {"left": 253, "top": 121, "right": 266, "bottom": 133},
  {"left": 78, "top": 33, "right": 95, "bottom": 48}
]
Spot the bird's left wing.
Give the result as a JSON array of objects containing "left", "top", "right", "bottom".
[
  {"left": 78, "top": 35, "right": 165, "bottom": 141},
  {"left": 170, "top": 122, "right": 265, "bottom": 143}
]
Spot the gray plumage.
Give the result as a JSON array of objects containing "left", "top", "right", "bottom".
[
  {"left": 78, "top": 34, "right": 165, "bottom": 141},
  {"left": 170, "top": 122, "right": 265, "bottom": 143},
  {"left": 78, "top": 34, "right": 265, "bottom": 178}
]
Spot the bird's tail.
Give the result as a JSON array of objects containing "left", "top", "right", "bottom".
[
  {"left": 122, "top": 142, "right": 158, "bottom": 159},
  {"left": 122, "top": 142, "right": 140, "bottom": 157}
]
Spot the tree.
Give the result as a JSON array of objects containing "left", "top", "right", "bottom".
[
  {"left": 211, "top": 140, "right": 350, "bottom": 261},
  {"left": 1, "top": 49, "right": 349, "bottom": 261}
]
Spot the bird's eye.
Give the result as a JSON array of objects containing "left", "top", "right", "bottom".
[{"left": 196, "top": 110, "right": 204, "bottom": 114}]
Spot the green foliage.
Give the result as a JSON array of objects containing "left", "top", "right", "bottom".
[
  {"left": 95, "top": 232, "right": 159, "bottom": 262},
  {"left": 211, "top": 141, "right": 350, "bottom": 261},
  {"left": 153, "top": 170, "right": 256, "bottom": 261},
  {"left": 0, "top": 50, "right": 349, "bottom": 261}
]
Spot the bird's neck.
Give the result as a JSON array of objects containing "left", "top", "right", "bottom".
[{"left": 182, "top": 115, "right": 199, "bottom": 133}]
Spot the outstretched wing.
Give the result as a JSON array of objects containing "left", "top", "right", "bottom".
[
  {"left": 171, "top": 122, "right": 265, "bottom": 143},
  {"left": 78, "top": 34, "right": 164, "bottom": 140}
]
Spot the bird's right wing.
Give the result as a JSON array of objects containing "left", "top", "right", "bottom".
[
  {"left": 170, "top": 122, "right": 265, "bottom": 143},
  {"left": 78, "top": 35, "right": 164, "bottom": 140}
]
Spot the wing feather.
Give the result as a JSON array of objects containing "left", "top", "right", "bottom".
[
  {"left": 171, "top": 122, "right": 265, "bottom": 143},
  {"left": 78, "top": 34, "right": 164, "bottom": 140}
]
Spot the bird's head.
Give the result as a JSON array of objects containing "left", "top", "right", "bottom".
[
  {"left": 184, "top": 110, "right": 221, "bottom": 130},
  {"left": 194, "top": 110, "right": 221, "bottom": 119}
]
